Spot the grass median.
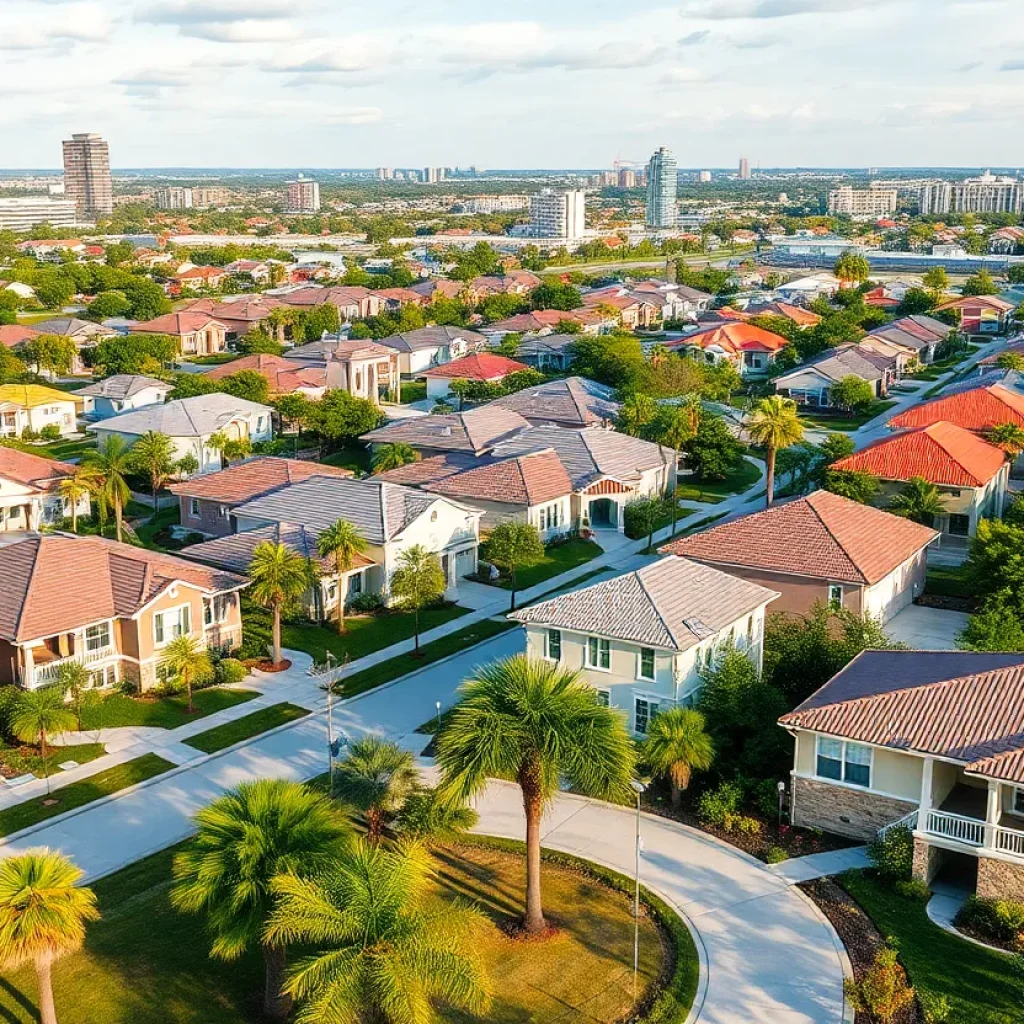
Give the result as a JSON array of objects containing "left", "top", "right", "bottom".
[{"left": 183, "top": 703, "right": 309, "bottom": 755}]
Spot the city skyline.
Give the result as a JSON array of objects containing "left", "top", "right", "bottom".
[{"left": 4, "top": 0, "right": 1024, "bottom": 168}]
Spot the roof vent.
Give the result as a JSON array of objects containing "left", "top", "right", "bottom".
[{"left": 682, "top": 617, "right": 714, "bottom": 639}]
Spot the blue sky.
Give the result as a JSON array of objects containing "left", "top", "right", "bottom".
[{"left": 3, "top": 0, "right": 1024, "bottom": 169}]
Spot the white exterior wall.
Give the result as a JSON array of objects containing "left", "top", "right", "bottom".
[
  {"left": 84, "top": 386, "right": 170, "bottom": 420},
  {"left": 17, "top": 400, "right": 78, "bottom": 437},
  {"left": 862, "top": 548, "right": 928, "bottom": 624},
  {"left": 402, "top": 349, "right": 437, "bottom": 376},
  {"left": 525, "top": 495, "right": 573, "bottom": 541}
]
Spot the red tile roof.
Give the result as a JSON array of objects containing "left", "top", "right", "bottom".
[
  {"left": 677, "top": 322, "right": 789, "bottom": 355},
  {"left": 202, "top": 353, "right": 325, "bottom": 393},
  {"left": 936, "top": 295, "right": 1015, "bottom": 314},
  {"left": 0, "top": 325, "right": 41, "bottom": 348},
  {"left": 169, "top": 456, "right": 351, "bottom": 503},
  {"left": 0, "top": 447, "right": 76, "bottom": 492},
  {"left": 421, "top": 353, "right": 529, "bottom": 381},
  {"left": 889, "top": 384, "right": 1024, "bottom": 433},
  {"left": 660, "top": 489, "right": 937, "bottom": 585},
  {"left": 130, "top": 312, "right": 226, "bottom": 336},
  {"left": 831, "top": 421, "right": 1006, "bottom": 487},
  {"left": 426, "top": 448, "right": 572, "bottom": 507}
]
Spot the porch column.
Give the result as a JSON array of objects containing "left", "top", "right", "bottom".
[
  {"left": 918, "top": 756, "right": 933, "bottom": 828},
  {"left": 984, "top": 781, "right": 1000, "bottom": 851}
]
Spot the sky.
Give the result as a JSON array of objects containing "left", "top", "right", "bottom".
[{"left": 3, "top": 0, "right": 1024, "bottom": 170}]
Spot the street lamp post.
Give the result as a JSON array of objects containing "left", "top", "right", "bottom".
[
  {"left": 435, "top": 699, "right": 442, "bottom": 734},
  {"left": 629, "top": 779, "right": 646, "bottom": 1003},
  {"left": 777, "top": 780, "right": 786, "bottom": 828}
]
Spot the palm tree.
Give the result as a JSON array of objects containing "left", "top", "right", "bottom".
[
  {"left": 80, "top": 434, "right": 133, "bottom": 542},
  {"left": 10, "top": 689, "right": 77, "bottom": 795},
  {"left": 371, "top": 442, "right": 419, "bottom": 474},
  {"left": 436, "top": 655, "right": 635, "bottom": 934},
  {"left": 333, "top": 736, "right": 418, "bottom": 843},
  {"left": 206, "top": 431, "right": 229, "bottom": 469},
  {"left": 56, "top": 660, "right": 90, "bottom": 732},
  {"left": 0, "top": 850, "right": 100, "bottom": 1024},
  {"left": 660, "top": 397, "right": 701, "bottom": 534},
  {"left": 315, "top": 519, "right": 365, "bottom": 634},
  {"left": 986, "top": 423, "right": 1024, "bottom": 462},
  {"left": 130, "top": 430, "right": 176, "bottom": 511},
  {"left": 746, "top": 395, "right": 804, "bottom": 507},
  {"left": 266, "top": 840, "right": 490, "bottom": 1024},
  {"left": 641, "top": 707, "right": 714, "bottom": 808},
  {"left": 389, "top": 544, "right": 447, "bottom": 652},
  {"left": 887, "top": 476, "right": 946, "bottom": 527},
  {"left": 58, "top": 471, "right": 90, "bottom": 533},
  {"left": 248, "top": 541, "right": 312, "bottom": 666},
  {"left": 159, "top": 635, "right": 213, "bottom": 714},
  {"left": 171, "top": 780, "right": 350, "bottom": 1021}
]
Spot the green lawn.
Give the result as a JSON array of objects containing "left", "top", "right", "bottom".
[
  {"left": 179, "top": 353, "right": 240, "bottom": 365},
  {"left": 397, "top": 380, "right": 427, "bottom": 403},
  {"left": 478, "top": 538, "right": 602, "bottom": 592},
  {"left": 337, "top": 618, "right": 516, "bottom": 698},
  {"left": 925, "top": 564, "right": 975, "bottom": 600},
  {"left": 0, "top": 754, "right": 173, "bottom": 838},
  {"left": 798, "top": 400, "right": 897, "bottom": 431},
  {"left": 132, "top": 505, "right": 183, "bottom": 550},
  {"left": 675, "top": 458, "right": 762, "bottom": 503},
  {"left": 0, "top": 742, "right": 106, "bottom": 778},
  {"left": 0, "top": 435, "right": 97, "bottom": 462},
  {"left": 841, "top": 872, "right": 1019, "bottom": 1024},
  {"left": 77, "top": 688, "right": 259, "bottom": 731},
  {"left": 183, "top": 703, "right": 309, "bottom": 754},
  {"left": 319, "top": 443, "right": 372, "bottom": 474}
]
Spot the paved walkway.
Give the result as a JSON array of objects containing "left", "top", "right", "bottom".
[
  {"left": 767, "top": 846, "right": 870, "bottom": 884},
  {"left": 884, "top": 605, "right": 970, "bottom": 650}
]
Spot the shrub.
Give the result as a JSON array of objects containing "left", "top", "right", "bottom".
[
  {"left": 347, "top": 592, "right": 385, "bottom": 614},
  {"left": 843, "top": 942, "right": 915, "bottom": 1024},
  {"left": 723, "top": 813, "right": 762, "bottom": 836},
  {"left": 696, "top": 780, "right": 744, "bottom": 827},
  {"left": 919, "top": 992, "right": 951, "bottom": 1024},
  {"left": 39, "top": 423, "right": 62, "bottom": 441},
  {"left": 20, "top": 426, "right": 39, "bottom": 441},
  {"left": 749, "top": 776, "right": 783, "bottom": 820},
  {"left": 867, "top": 824, "right": 914, "bottom": 881},
  {"left": 214, "top": 658, "right": 247, "bottom": 685},
  {"left": 623, "top": 496, "right": 671, "bottom": 540},
  {"left": 957, "top": 895, "right": 1024, "bottom": 942},
  {"left": 894, "top": 878, "right": 931, "bottom": 902},
  {"left": 0, "top": 685, "right": 22, "bottom": 741},
  {"left": 764, "top": 845, "right": 788, "bottom": 865}
]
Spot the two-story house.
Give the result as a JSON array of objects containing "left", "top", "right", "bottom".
[
  {"left": 129, "top": 311, "right": 228, "bottom": 357},
  {"left": 0, "top": 535, "right": 247, "bottom": 691},
  {"left": 0, "top": 448, "right": 90, "bottom": 533},
  {"left": 76, "top": 374, "right": 173, "bottom": 421},
  {"left": 510, "top": 556, "right": 779, "bottom": 734},
  {"left": 0, "top": 384, "right": 80, "bottom": 439}
]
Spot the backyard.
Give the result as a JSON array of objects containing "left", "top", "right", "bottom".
[{"left": 318, "top": 442, "right": 373, "bottom": 474}]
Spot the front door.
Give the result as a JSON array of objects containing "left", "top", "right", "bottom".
[{"left": 590, "top": 498, "right": 615, "bottom": 526}]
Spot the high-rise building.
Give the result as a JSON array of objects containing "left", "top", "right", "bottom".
[
  {"left": 827, "top": 185, "right": 898, "bottom": 218},
  {"left": 645, "top": 147, "right": 677, "bottom": 228},
  {"left": 920, "top": 172, "right": 1022, "bottom": 215},
  {"left": 192, "top": 186, "right": 229, "bottom": 208},
  {"left": 618, "top": 168, "right": 637, "bottom": 188},
  {"left": 528, "top": 189, "right": 586, "bottom": 239},
  {"left": 375, "top": 167, "right": 393, "bottom": 180},
  {"left": 423, "top": 167, "right": 446, "bottom": 183},
  {"left": 284, "top": 174, "right": 321, "bottom": 213},
  {"left": 62, "top": 132, "right": 112, "bottom": 219},
  {"left": 598, "top": 170, "right": 618, "bottom": 187},
  {"left": 0, "top": 197, "right": 80, "bottom": 232},
  {"left": 698, "top": 170, "right": 712, "bottom": 183},
  {"left": 154, "top": 186, "right": 194, "bottom": 210},
  {"left": 461, "top": 195, "right": 529, "bottom": 213},
  {"left": 738, "top": 157, "right": 751, "bottom": 180}
]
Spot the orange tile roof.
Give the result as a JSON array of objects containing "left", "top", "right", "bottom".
[
  {"left": 421, "top": 353, "right": 529, "bottom": 381},
  {"left": 936, "top": 295, "right": 1015, "bottom": 313},
  {"left": 684, "top": 322, "right": 789, "bottom": 355},
  {"left": 202, "top": 353, "right": 325, "bottom": 393},
  {"left": 169, "top": 456, "right": 351, "bottom": 503},
  {"left": 0, "top": 447, "right": 76, "bottom": 491},
  {"left": 130, "top": 312, "right": 226, "bottom": 336},
  {"left": 889, "top": 384, "right": 1024, "bottom": 433},
  {"left": 0, "top": 325, "right": 41, "bottom": 348},
  {"left": 831, "top": 421, "right": 1006, "bottom": 487}
]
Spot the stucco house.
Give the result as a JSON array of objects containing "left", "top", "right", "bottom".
[
  {"left": 774, "top": 345, "right": 896, "bottom": 407},
  {"left": 283, "top": 338, "right": 400, "bottom": 404},
  {"left": 486, "top": 376, "right": 621, "bottom": 428},
  {"left": 377, "top": 326, "right": 489, "bottom": 376},
  {"left": 421, "top": 352, "right": 530, "bottom": 400},
  {"left": 361, "top": 406, "right": 530, "bottom": 458},
  {"left": 779, "top": 650, "right": 1024, "bottom": 901},
  {"left": 511, "top": 556, "right": 779, "bottom": 733},
  {"left": 75, "top": 374, "right": 172, "bottom": 420},
  {"left": 515, "top": 333, "right": 578, "bottom": 372},
  {"left": 129, "top": 311, "right": 228, "bottom": 356},
  {"left": 670, "top": 322, "right": 790, "bottom": 377},
  {"left": 0, "top": 384, "right": 79, "bottom": 439},
  {"left": 935, "top": 295, "right": 1015, "bottom": 336},
  {"left": 0, "top": 447, "right": 90, "bottom": 533},
  {"left": 661, "top": 490, "right": 937, "bottom": 623}
]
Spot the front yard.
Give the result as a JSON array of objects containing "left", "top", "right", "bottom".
[
  {"left": 183, "top": 703, "right": 309, "bottom": 754},
  {"left": 76, "top": 687, "right": 259, "bottom": 731},
  {"left": 797, "top": 399, "right": 897, "bottom": 431},
  {"left": 675, "top": 457, "right": 762, "bottom": 504},
  {"left": 478, "top": 537, "right": 602, "bottom": 591}
]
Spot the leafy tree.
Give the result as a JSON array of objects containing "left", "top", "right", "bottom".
[
  {"left": 80, "top": 434, "right": 133, "bottom": 542},
  {"left": 273, "top": 393, "right": 312, "bottom": 432},
  {"left": 818, "top": 432, "right": 856, "bottom": 463},
  {"left": 304, "top": 390, "right": 383, "bottom": 446},
  {"left": 484, "top": 521, "right": 545, "bottom": 611},
  {"left": 897, "top": 288, "right": 935, "bottom": 316},
  {"left": 333, "top": 736, "right": 418, "bottom": 842},
  {"left": 266, "top": 840, "right": 490, "bottom": 1024},
  {"left": 10, "top": 688, "right": 77, "bottom": 793},
  {"left": 220, "top": 369, "right": 270, "bottom": 405},
  {"left": 371, "top": 442, "right": 418, "bottom": 474},
  {"left": 833, "top": 252, "right": 870, "bottom": 286},
  {"left": 86, "top": 290, "right": 131, "bottom": 320},
  {"left": 996, "top": 351, "right": 1024, "bottom": 371},
  {"left": 618, "top": 392, "right": 657, "bottom": 437},
  {"left": 171, "top": 779, "right": 350, "bottom": 1021},
  {"left": 683, "top": 411, "right": 744, "bottom": 480},
  {"left": 0, "top": 851, "right": 100, "bottom": 1024},
  {"left": 1009, "top": 264, "right": 1024, "bottom": 285},
  {"left": 641, "top": 707, "right": 714, "bottom": 807},
  {"left": 829, "top": 375, "right": 876, "bottom": 414},
  {"left": 531, "top": 281, "right": 582, "bottom": 311},
  {"left": 19, "top": 334, "right": 77, "bottom": 377},
  {"left": 922, "top": 266, "right": 949, "bottom": 299},
  {"left": 963, "top": 518, "right": 1024, "bottom": 604},
  {"left": 501, "top": 368, "right": 545, "bottom": 393},
  {"left": 316, "top": 519, "right": 366, "bottom": 634},
  {"left": 169, "top": 371, "right": 220, "bottom": 401},
  {"left": 93, "top": 333, "right": 176, "bottom": 375},
  {"left": 176, "top": 451, "right": 199, "bottom": 478},
  {"left": 1004, "top": 494, "right": 1024, "bottom": 527},
  {"left": 447, "top": 377, "right": 472, "bottom": 411},
  {"left": 886, "top": 476, "right": 945, "bottom": 526},
  {"left": 958, "top": 591, "right": 1024, "bottom": 652},
  {"left": 389, "top": 544, "right": 447, "bottom": 649},
  {"left": 130, "top": 430, "right": 176, "bottom": 511},
  {"left": 58, "top": 470, "right": 90, "bottom": 533},
  {"left": 237, "top": 332, "right": 284, "bottom": 356},
  {"left": 479, "top": 292, "right": 528, "bottom": 322},
  {"left": 248, "top": 541, "right": 313, "bottom": 666},
  {"left": 568, "top": 332, "right": 647, "bottom": 391},
  {"left": 33, "top": 274, "right": 75, "bottom": 310},
  {"left": 160, "top": 634, "right": 213, "bottom": 714},
  {"left": 393, "top": 785, "right": 478, "bottom": 839},
  {"left": 985, "top": 422, "right": 1024, "bottom": 461},
  {"left": 823, "top": 467, "right": 880, "bottom": 504},
  {"left": 746, "top": 396, "right": 804, "bottom": 506},
  {"left": 961, "top": 269, "right": 997, "bottom": 297},
  {"left": 436, "top": 655, "right": 635, "bottom": 933}
]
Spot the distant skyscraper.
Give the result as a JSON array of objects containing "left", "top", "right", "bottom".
[
  {"left": 645, "top": 147, "right": 677, "bottom": 228},
  {"left": 738, "top": 157, "right": 751, "bottom": 180},
  {"left": 154, "top": 186, "right": 193, "bottom": 210},
  {"left": 375, "top": 167, "right": 393, "bottom": 180},
  {"left": 528, "top": 189, "right": 586, "bottom": 239},
  {"left": 920, "top": 172, "right": 1022, "bottom": 215},
  {"left": 698, "top": 170, "right": 712, "bottom": 183},
  {"left": 423, "top": 167, "right": 446, "bottom": 183},
  {"left": 62, "top": 132, "right": 112, "bottom": 219},
  {"left": 618, "top": 168, "right": 637, "bottom": 188},
  {"left": 284, "top": 174, "right": 320, "bottom": 213}
]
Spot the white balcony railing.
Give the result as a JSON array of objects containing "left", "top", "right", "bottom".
[
  {"left": 877, "top": 808, "right": 918, "bottom": 839},
  {"left": 995, "top": 824, "right": 1024, "bottom": 858},
  {"left": 30, "top": 646, "right": 117, "bottom": 686},
  {"left": 923, "top": 809, "right": 986, "bottom": 846}
]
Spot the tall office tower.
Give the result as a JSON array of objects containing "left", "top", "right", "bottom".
[
  {"left": 645, "top": 147, "right": 677, "bottom": 228},
  {"left": 528, "top": 189, "right": 587, "bottom": 238},
  {"left": 62, "top": 132, "right": 112, "bottom": 219},
  {"left": 154, "top": 186, "right": 194, "bottom": 210},
  {"left": 738, "top": 157, "right": 751, "bottom": 180},
  {"left": 618, "top": 168, "right": 637, "bottom": 188},
  {"left": 920, "top": 171, "right": 1022, "bottom": 215},
  {"left": 827, "top": 185, "right": 898, "bottom": 218},
  {"left": 423, "top": 167, "right": 446, "bottom": 183},
  {"left": 698, "top": 170, "right": 712, "bottom": 183},
  {"left": 375, "top": 167, "right": 393, "bottom": 180},
  {"left": 284, "top": 174, "right": 321, "bottom": 213}
]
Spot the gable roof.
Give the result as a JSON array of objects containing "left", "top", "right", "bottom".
[
  {"left": 888, "top": 383, "right": 1024, "bottom": 432},
  {"left": 421, "top": 353, "right": 529, "bottom": 381},
  {"left": 169, "top": 456, "right": 352, "bottom": 504},
  {"left": 0, "top": 383, "right": 79, "bottom": 409},
  {"left": 201, "top": 353, "right": 325, "bottom": 392},
  {"left": 661, "top": 489, "right": 937, "bottom": 585},
  {"left": 24, "top": 317, "right": 113, "bottom": 339},
  {"left": 360, "top": 406, "right": 530, "bottom": 454},
  {"left": 73, "top": 374, "right": 171, "bottom": 400},
  {"left": 285, "top": 338, "right": 396, "bottom": 364},
  {"left": 130, "top": 311, "right": 227, "bottom": 336},
  {"left": 516, "top": 333, "right": 579, "bottom": 357},
  {"left": 377, "top": 325, "right": 488, "bottom": 352},
  {"left": 0, "top": 325, "right": 41, "bottom": 348},
  {"left": 777, "top": 345, "right": 888, "bottom": 385},
  {"left": 936, "top": 295, "right": 1015, "bottom": 314},
  {"left": 0, "top": 447, "right": 76, "bottom": 493},
  {"left": 425, "top": 448, "right": 572, "bottom": 506},
  {"left": 678, "top": 322, "right": 789, "bottom": 355},
  {"left": 510, "top": 556, "right": 779, "bottom": 652},
  {"left": 749, "top": 301, "right": 822, "bottom": 326},
  {"left": 96, "top": 393, "right": 272, "bottom": 438},
  {"left": 486, "top": 376, "right": 620, "bottom": 427},
  {"left": 830, "top": 421, "right": 1006, "bottom": 487},
  {"left": 779, "top": 651, "right": 1024, "bottom": 784}
]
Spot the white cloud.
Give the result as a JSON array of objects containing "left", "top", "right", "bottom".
[
  {"left": 186, "top": 19, "right": 300, "bottom": 41},
  {"left": 659, "top": 67, "right": 705, "bottom": 83},
  {"left": 680, "top": 0, "right": 884, "bottom": 18},
  {"left": 136, "top": 0, "right": 296, "bottom": 24}
]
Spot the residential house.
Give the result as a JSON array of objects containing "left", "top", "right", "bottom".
[
  {"left": 0, "top": 325, "right": 41, "bottom": 352},
  {"left": 935, "top": 295, "right": 1016, "bottom": 335},
  {"left": 511, "top": 556, "right": 779, "bottom": 733},
  {"left": 361, "top": 406, "right": 530, "bottom": 458},
  {"left": 581, "top": 287, "right": 661, "bottom": 329},
  {"left": 744, "top": 301, "right": 822, "bottom": 328},
  {"left": 671, "top": 322, "right": 790, "bottom": 376},
  {"left": 778, "top": 650, "right": 1024, "bottom": 900},
  {"left": 774, "top": 344, "right": 896, "bottom": 406},
  {"left": 856, "top": 334, "right": 918, "bottom": 376},
  {"left": 0, "top": 384, "right": 79, "bottom": 438},
  {"left": 223, "top": 258, "right": 275, "bottom": 283},
  {"left": 631, "top": 282, "right": 714, "bottom": 321},
  {"left": 775, "top": 273, "right": 843, "bottom": 304},
  {"left": 660, "top": 490, "right": 937, "bottom": 623},
  {"left": 181, "top": 295, "right": 283, "bottom": 340},
  {"left": 130, "top": 311, "right": 228, "bottom": 356},
  {"left": 94, "top": 393, "right": 274, "bottom": 476},
  {"left": 515, "top": 333, "right": 578, "bottom": 372},
  {"left": 375, "top": 287, "right": 427, "bottom": 310},
  {"left": 75, "top": 374, "right": 172, "bottom": 420},
  {"left": 0, "top": 447, "right": 90, "bottom": 533},
  {"left": 486, "top": 376, "right": 620, "bottom": 428},
  {"left": 468, "top": 272, "right": 541, "bottom": 299},
  {"left": 865, "top": 315, "right": 952, "bottom": 366},
  {"left": 421, "top": 353, "right": 529, "bottom": 400},
  {"left": 279, "top": 285, "right": 384, "bottom": 321},
  {"left": 170, "top": 456, "right": 352, "bottom": 539},
  {"left": 27, "top": 317, "right": 116, "bottom": 375},
  {"left": 830, "top": 421, "right": 1008, "bottom": 541},
  {"left": 203, "top": 353, "right": 327, "bottom": 399},
  {"left": 283, "top": 338, "right": 400, "bottom": 403},
  {"left": 989, "top": 227, "right": 1024, "bottom": 255},
  {"left": 0, "top": 535, "right": 247, "bottom": 691},
  {"left": 483, "top": 309, "right": 614, "bottom": 341},
  {"left": 173, "top": 265, "right": 226, "bottom": 293},
  {"left": 377, "top": 326, "right": 489, "bottom": 376},
  {"left": 409, "top": 279, "right": 467, "bottom": 304},
  {"left": 15, "top": 239, "right": 85, "bottom": 259},
  {"left": 889, "top": 382, "right": 1024, "bottom": 437}
]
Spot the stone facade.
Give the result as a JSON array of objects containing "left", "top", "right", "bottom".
[
  {"left": 977, "top": 855, "right": 1024, "bottom": 901},
  {"left": 791, "top": 776, "right": 917, "bottom": 840},
  {"left": 912, "top": 839, "right": 944, "bottom": 884}
]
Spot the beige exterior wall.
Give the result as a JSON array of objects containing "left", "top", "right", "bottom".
[
  {"left": 792, "top": 730, "right": 922, "bottom": 801},
  {"left": 862, "top": 548, "right": 928, "bottom": 623},
  {"left": 872, "top": 469, "right": 1006, "bottom": 538}
]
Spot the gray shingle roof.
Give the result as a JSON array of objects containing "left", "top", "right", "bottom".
[
  {"left": 377, "top": 326, "right": 488, "bottom": 353},
  {"left": 360, "top": 406, "right": 530, "bottom": 454},
  {"left": 487, "top": 376, "right": 620, "bottom": 427},
  {"left": 510, "top": 556, "right": 779, "bottom": 652},
  {"left": 74, "top": 375, "right": 171, "bottom": 400},
  {"left": 95, "top": 393, "right": 272, "bottom": 438}
]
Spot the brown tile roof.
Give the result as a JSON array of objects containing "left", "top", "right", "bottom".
[
  {"left": 202, "top": 353, "right": 326, "bottom": 393},
  {"left": 426, "top": 449, "right": 571, "bottom": 506},
  {"left": 130, "top": 312, "right": 226, "bottom": 336},
  {"left": 0, "top": 447, "right": 76, "bottom": 493},
  {"left": 373, "top": 452, "right": 480, "bottom": 487},
  {"left": 0, "top": 535, "right": 247, "bottom": 643},
  {"left": 169, "top": 456, "right": 352, "bottom": 504},
  {"left": 660, "top": 489, "right": 937, "bottom": 585}
]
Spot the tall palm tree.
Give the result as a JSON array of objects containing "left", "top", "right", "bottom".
[
  {"left": 10, "top": 689, "right": 77, "bottom": 795},
  {"left": 436, "top": 655, "right": 635, "bottom": 934},
  {"left": 333, "top": 736, "right": 418, "bottom": 843},
  {"left": 130, "top": 430, "right": 176, "bottom": 511},
  {"left": 171, "top": 780, "right": 350, "bottom": 1021},
  {"left": 887, "top": 476, "right": 946, "bottom": 527},
  {"left": 0, "top": 850, "right": 100, "bottom": 1024},
  {"left": 986, "top": 423, "right": 1024, "bottom": 462},
  {"left": 746, "top": 395, "right": 804, "bottom": 507},
  {"left": 248, "top": 541, "right": 312, "bottom": 666},
  {"left": 58, "top": 471, "right": 90, "bottom": 533},
  {"left": 80, "top": 434, "right": 133, "bottom": 542},
  {"left": 159, "top": 635, "right": 213, "bottom": 714},
  {"left": 315, "top": 519, "right": 366, "bottom": 634},
  {"left": 641, "top": 707, "right": 714, "bottom": 808},
  {"left": 660, "top": 397, "right": 701, "bottom": 534},
  {"left": 266, "top": 840, "right": 490, "bottom": 1024},
  {"left": 389, "top": 544, "right": 447, "bottom": 652},
  {"left": 371, "top": 442, "right": 419, "bottom": 475}
]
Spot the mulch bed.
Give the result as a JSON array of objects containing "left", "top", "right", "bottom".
[
  {"left": 916, "top": 594, "right": 978, "bottom": 613},
  {"left": 953, "top": 916, "right": 1019, "bottom": 953}
]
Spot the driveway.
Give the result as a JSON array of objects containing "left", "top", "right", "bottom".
[{"left": 885, "top": 604, "right": 969, "bottom": 650}]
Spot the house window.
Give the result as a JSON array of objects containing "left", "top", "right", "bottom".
[
  {"left": 586, "top": 636, "right": 611, "bottom": 671},
  {"left": 189, "top": 498, "right": 200, "bottom": 518},
  {"left": 85, "top": 622, "right": 110, "bottom": 652},
  {"left": 1014, "top": 788, "right": 1024, "bottom": 816},
  {"left": 546, "top": 629, "right": 562, "bottom": 662},
  {"left": 204, "top": 595, "right": 231, "bottom": 626},
  {"left": 746, "top": 616, "right": 754, "bottom": 646},
  {"left": 948, "top": 514, "right": 970, "bottom": 536},
  {"left": 816, "top": 736, "right": 872, "bottom": 788},
  {"left": 540, "top": 503, "right": 562, "bottom": 531},
  {"left": 828, "top": 584, "right": 843, "bottom": 610},
  {"left": 154, "top": 604, "right": 191, "bottom": 646},
  {"left": 635, "top": 698, "right": 659, "bottom": 735},
  {"left": 595, "top": 689, "right": 610, "bottom": 707},
  {"left": 638, "top": 647, "right": 655, "bottom": 681},
  {"left": 219, "top": 505, "right": 229, "bottom": 519}
]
